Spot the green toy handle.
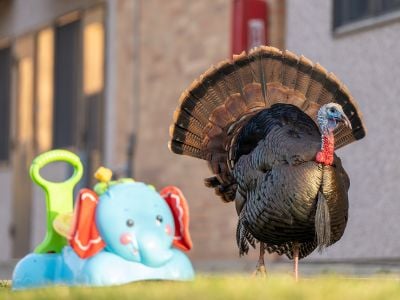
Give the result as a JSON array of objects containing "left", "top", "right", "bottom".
[
  {"left": 30, "top": 150, "right": 84, "bottom": 254},
  {"left": 30, "top": 150, "right": 83, "bottom": 190}
]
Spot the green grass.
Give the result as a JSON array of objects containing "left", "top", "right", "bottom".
[
  {"left": 0, "top": 280, "right": 11, "bottom": 288},
  {"left": 1, "top": 275, "right": 400, "bottom": 300}
]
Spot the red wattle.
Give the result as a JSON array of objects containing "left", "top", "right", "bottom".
[{"left": 316, "top": 134, "right": 335, "bottom": 165}]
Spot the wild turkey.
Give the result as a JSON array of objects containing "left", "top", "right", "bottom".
[{"left": 169, "top": 46, "right": 366, "bottom": 279}]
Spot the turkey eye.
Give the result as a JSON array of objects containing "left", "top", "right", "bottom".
[
  {"left": 126, "top": 219, "right": 135, "bottom": 227},
  {"left": 156, "top": 215, "right": 163, "bottom": 223},
  {"left": 329, "top": 107, "right": 335, "bottom": 113}
]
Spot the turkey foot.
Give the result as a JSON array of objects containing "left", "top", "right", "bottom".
[{"left": 252, "top": 242, "right": 267, "bottom": 277}]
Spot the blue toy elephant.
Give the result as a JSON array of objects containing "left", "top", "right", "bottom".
[{"left": 12, "top": 181, "right": 194, "bottom": 289}]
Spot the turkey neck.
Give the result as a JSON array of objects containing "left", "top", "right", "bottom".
[{"left": 316, "top": 130, "right": 334, "bottom": 166}]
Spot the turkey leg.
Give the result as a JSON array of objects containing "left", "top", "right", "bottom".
[
  {"left": 293, "top": 242, "right": 299, "bottom": 281},
  {"left": 253, "top": 242, "right": 267, "bottom": 277}
]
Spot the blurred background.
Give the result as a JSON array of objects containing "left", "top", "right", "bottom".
[{"left": 0, "top": 0, "right": 399, "bottom": 276}]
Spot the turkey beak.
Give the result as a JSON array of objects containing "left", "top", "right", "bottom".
[{"left": 338, "top": 112, "right": 352, "bottom": 129}]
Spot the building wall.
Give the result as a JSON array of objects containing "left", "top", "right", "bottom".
[
  {"left": 0, "top": 0, "right": 137, "bottom": 260},
  {"left": 103, "top": 0, "right": 136, "bottom": 171},
  {"left": 134, "top": 0, "right": 250, "bottom": 262},
  {"left": 0, "top": 0, "right": 286, "bottom": 269},
  {"left": 134, "top": 0, "right": 286, "bottom": 265},
  {"left": 0, "top": 171, "right": 12, "bottom": 259},
  {"left": 0, "top": 0, "right": 100, "bottom": 37},
  {"left": 286, "top": 0, "right": 400, "bottom": 260}
]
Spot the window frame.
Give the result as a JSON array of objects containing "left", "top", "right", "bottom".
[{"left": 333, "top": 0, "right": 400, "bottom": 36}]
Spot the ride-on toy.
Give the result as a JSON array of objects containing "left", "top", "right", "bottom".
[{"left": 12, "top": 150, "right": 194, "bottom": 289}]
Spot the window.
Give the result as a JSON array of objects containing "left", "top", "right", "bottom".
[
  {"left": 50, "top": 7, "right": 105, "bottom": 185},
  {"left": 333, "top": 0, "right": 400, "bottom": 29},
  {"left": 53, "top": 17, "right": 82, "bottom": 148},
  {"left": 0, "top": 46, "right": 11, "bottom": 162},
  {"left": 52, "top": 7, "right": 105, "bottom": 154}
]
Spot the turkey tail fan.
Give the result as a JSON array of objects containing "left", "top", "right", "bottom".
[{"left": 169, "top": 46, "right": 366, "bottom": 200}]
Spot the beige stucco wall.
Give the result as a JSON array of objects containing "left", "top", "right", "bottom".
[
  {"left": 0, "top": 0, "right": 284, "bottom": 268},
  {"left": 103, "top": 0, "right": 136, "bottom": 171},
  {"left": 287, "top": 0, "right": 400, "bottom": 260},
  {"left": 0, "top": 0, "right": 248, "bottom": 264},
  {"left": 112, "top": 0, "right": 288, "bottom": 267},
  {"left": 134, "top": 0, "right": 257, "bottom": 263}
]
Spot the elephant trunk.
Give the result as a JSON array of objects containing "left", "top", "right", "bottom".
[{"left": 136, "top": 230, "right": 174, "bottom": 267}]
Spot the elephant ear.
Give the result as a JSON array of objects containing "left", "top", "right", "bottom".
[
  {"left": 160, "top": 186, "right": 193, "bottom": 251},
  {"left": 69, "top": 189, "right": 106, "bottom": 258}
]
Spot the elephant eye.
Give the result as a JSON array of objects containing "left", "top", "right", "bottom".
[
  {"left": 126, "top": 219, "right": 135, "bottom": 227},
  {"left": 156, "top": 215, "right": 163, "bottom": 224}
]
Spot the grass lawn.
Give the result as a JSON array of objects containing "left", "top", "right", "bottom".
[{"left": 1, "top": 275, "right": 399, "bottom": 300}]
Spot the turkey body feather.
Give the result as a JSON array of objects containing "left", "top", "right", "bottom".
[
  {"left": 169, "top": 46, "right": 364, "bottom": 261},
  {"left": 234, "top": 104, "right": 349, "bottom": 258}
]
